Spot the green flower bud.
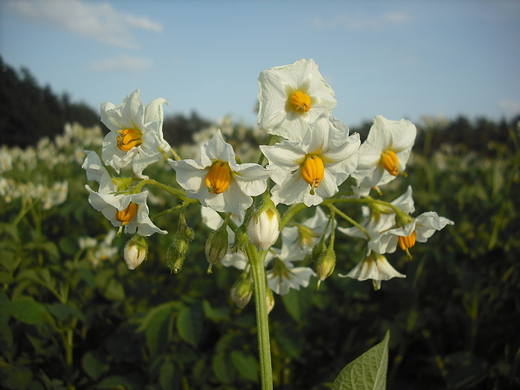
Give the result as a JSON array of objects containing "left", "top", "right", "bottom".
[
  {"left": 205, "top": 222, "right": 229, "bottom": 273},
  {"left": 311, "top": 237, "right": 327, "bottom": 264},
  {"left": 230, "top": 273, "right": 253, "bottom": 309},
  {"left": 166, "top": 214, "right": 194, "bottom": 274},
  {"left": 265, "top": 283, "right": 275, "bottom": 314},
  {"left": 124, "top": 234, "right": 148, "bottom": 270},
  {"left": 315, "top": 246, "right": 336, "bottom": 289}
]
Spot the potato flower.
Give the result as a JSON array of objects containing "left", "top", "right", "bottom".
[
  {"left": 169, "top": 130, "right": 271, "bottom": 218},
  {"left": 338, "top": 186, "right": 415, "bottom": 255},
  {"left": 279, "top": 206, "right": 331, "bottom": 262},
  {"left": 257, "top": 58, "right": 337, "bottom": 141},
  {"left": 340, "top": 253, "right": 406, "bottom": 290},
  {"left": 383, "top": 211, "right": 454, "bottom": 252},
  {"left": 260, "top": 116, "right": 360, "bottom": 206},
  {"left": 83, "top": 151, "right": 166, "bottom": 237},
  {"left": 101, "top": 89, "right": 170, "bottom": 179},
  {"left": 352, "top": 115, "right": 416, "bottom": 189}
]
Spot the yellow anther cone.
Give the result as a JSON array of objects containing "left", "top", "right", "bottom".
[
  {"left": 289, "top": 91, "right": 312, "bottom": 113},
  {"left": 117, "top": 129, "right": 143, "bottom": 152},
  {"left": 206, "top": 161, "right": 232, "bottom": 194},
  {"left": 116, "top": 202, "right": 138, "bottom": 226}
]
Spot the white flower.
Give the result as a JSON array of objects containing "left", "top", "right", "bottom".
[
  {"left": 85, "top": 188, "right": 166, "bottom": 237},
  {"left": 83, "top": 149, "right": 166, "bottom": 236},
  {"left": 340, "top": 254, "right": 406, "bottom": 290},
  {"left": 383, "top": 211, "right": 454, "bottom": 251},
  {"left": 257, "top": 59, "right": 337, "bottom": 141},
  {"left": 261, "top": 116, "right": 360, "bottom": 206},
  {"left": 101, "top": 89, "right": 170, "bottom": 179},
  {"left": 338, "top": 186, "right": 415, "bottom": 255},
  {"left": 266, "top": 256, "right": 316, "bottom": 295},
  {"left": 279, "top": 206, "right": 331, "bottom": 262},
  {"left": 352, "top": 115, "right": 416, "bottom": 189},
  {"left": 169, "top": 130, "right": 270, "bottom": 218}
]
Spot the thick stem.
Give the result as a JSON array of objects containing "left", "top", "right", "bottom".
[{"left": 246, "top": 243, "right": 273, "bottom": 390}]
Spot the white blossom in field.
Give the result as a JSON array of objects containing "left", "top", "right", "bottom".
[
  {"left": 83, "top": 150, "right": 166, "bottom": 236},
  {"left": 383, "top": 211, "right": 454, "bottom": 251},
  {"left": 338, "top": 186, "right": 415, "bottom": 255},
  {"left": 340, "top": 253, "right": 406, "bottom": 290},
  {"left": 169, "top": 130, "right": 270, "bottom": 218},
  {"left": 258, "top": 58, "right": 337, "bottom": 141},
  {"left": 261, "top": 116, "right": 359, "bottom": 206},
  {"left": 0, "top": 147, "right": 13, "bottom": 174},
  {"left": 101, "top": 89, "right": 171, "bottom": 179},
  {"left": 279, "top": 206, "right": 331, "bottom": 262},
  {"left": 352, "top": 115, "right": 416, "bottom": 190}
]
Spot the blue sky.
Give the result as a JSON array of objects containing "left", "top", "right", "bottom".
[{"left": 1, "top": 0, "right": 519, "bottom": 129}]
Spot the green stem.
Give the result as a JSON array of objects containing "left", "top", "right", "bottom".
[
  {"left": 132, "top": 179, "right": 194, "bottom": 202},
  {"left": 246, "top": 243, "right": 273, "bottom": 390},
  {"left": 328, "top": 204, "right": 370, "bottom": 240},
  {"left": 280, "top": 203, "right": 308, "bottom": 230}
]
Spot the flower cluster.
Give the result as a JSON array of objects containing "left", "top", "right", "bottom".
[{"left": 82, "top": 58, "right": 453, "bottom": 307}]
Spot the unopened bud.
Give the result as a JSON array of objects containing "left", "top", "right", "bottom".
[
  {"left": 124, "top": 235, "right": 148, "bottom": 270},
  {"left": 205, "top": 223, "right": 229, "bottom": 273},
  {"left": 311, "top": 237, "right": 327, "bottom": 264},
  {"left": 315, "top": 246, "right": 336, "bottom": 289},
  {"left": 265, "top": 284, "right": 275, "bottom": 314},
  {"left": 230, "top": 273, "right": 253, "bottom": 309},
  {"left": 167, "top": 214, "right": 194, "bottom": 274},
  {"left": 248, "top": 197, "right": 280, "bottom": 250}
]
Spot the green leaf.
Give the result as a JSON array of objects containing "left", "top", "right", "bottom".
[
  {"left": 281, "top": 287, "right": 311, "bottom": 322},
  {"left": 137, "top": 302, "right": 177, "bottom": 357},
  {"left": 202, "top": 299, "right": 230, "bottom": 321},
  {"left": 159, "top": 357, "right": 181, "bottom": 390},
  {"left": 0, "top": 290, "right": 13, "bottom": 352},
  {"left": 95, "top": 270, "right": 125, "bottom": 301},
  {"left": 176, "top": 304, "right": 204, "bottom": 347},
  {"left": 230, "top": 350, "right": 258, "bottom": 382},
  {"left": 10, "top": 296, "right": 55, "bottom": 328},
  {"left": 332, "top": 331, "right": 390, "bottom": 390},
  {"left": 81, "top": 350, "right": 107, "bottom": 381},
  {"left": 212, "top": 353, "right": 236, "bottom": 384},
  {"left": 0, "top": 360, "right": 33, "bottom": 390},
  {"left": 48, "top": 303, "right": 86, "bottom": 322}
]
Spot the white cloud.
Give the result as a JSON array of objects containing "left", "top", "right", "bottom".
[
  {"left": 90, "top": 54, "right": 153, "bottom": 72},
  {"left": 9, "top": 0, "right": 162, "bottom": 49},
  {"left": 499, "top": 100, "right": 520, "bottom": 118},
  {"left": 310, "top": 12, "right": 411, "bottom": 31}
]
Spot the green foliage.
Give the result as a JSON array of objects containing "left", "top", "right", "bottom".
[
  {"left": 333, "top": 331, "right": 389, "bottom": 390},
  {"left": 1, "top": 114, "right": 520, "bottom": 390}
]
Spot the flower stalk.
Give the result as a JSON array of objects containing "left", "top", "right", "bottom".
[{"left": 245, "top": 242, "right": 273, "bottom": 390}]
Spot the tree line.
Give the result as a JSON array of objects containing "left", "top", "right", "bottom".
[{"left": 1, "top": 55, "right": 518, "bottom": 156}]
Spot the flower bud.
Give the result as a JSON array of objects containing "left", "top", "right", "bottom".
[
  {"left": 166, "top": 214, "right": 194, "bottom": 274},
  {"left": 205, "top": 223, "right": 229, "bottom": 273},
  {"left": 315, "top": 246, "right": 336, "bottom": 289},
  {"left": 311, "top": 237, "right": 327, "bottom": 264},
  {"left": 124, "top": 234, "right": 148, "bottom": 270},
  {"left": 265, "top": 283, "right": 275, "bottom": 314},
  {"left": 248, "top": 197, "right": 280, "bottom": 250},
  {"left": 230, "top": 273, "right": 253, "bottom": 309}
]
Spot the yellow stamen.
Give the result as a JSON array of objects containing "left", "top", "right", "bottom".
[
  {"left": 380, "top": 150, "right": 400, "bottom": 176},
  {"left": 117, "top": 129, "right": 142, "bottom": 152},
  {"left": 116, "top": 202, "right": 138, "bottom": 226},
  {"left": 398, "top": 230, "right": 416, "bottom": 251},
  {"left": 302, "top": 155, "right": 325, "bottom": 195},
  {"left": 289, "top": 91, "right": 312, "bottom": 113},
  {"left": 205, "top": 161, "right": 232, "bottom": 194}
]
